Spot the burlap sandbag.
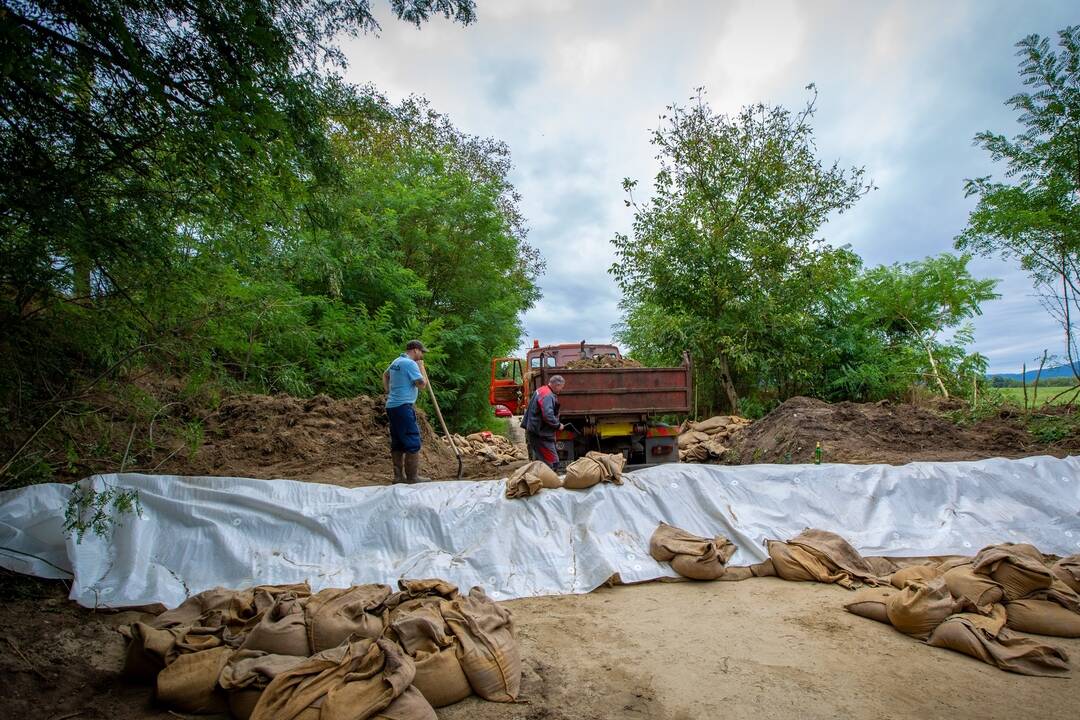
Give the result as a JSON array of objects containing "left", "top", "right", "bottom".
[
  {"left": 440, "top": 587, "right": 520, "bottom": 702},
  {"left": 241, "top": 592, "right": 310, "bottom": 657},
  {"left": 219, "top": 650, "right": 309, "bottom": 720},
  {"left": 412, "top": 648, "right": 472, "bottom": 708},
  {"left": 562, "top": 451, "right": 627, "bottom": 490},
  {"left": 155, "top": 645, "right": 232, "bottom": 714},
  {"left": 678, "top": 430, "right": 709, "bottom": 448},
  {"left": 505, "top": 471, "right": 542, "bottom": 498},
  {"left": 120, "top": 622, "right": 225, "bottom": 682},
  {"left": 886, "top": 579, "right": 956, "bottom": 639},
  {"left": 749, "top": 559, "right": 777, "bottom": 577},
  {"left": 787, "top": 529, "right": 884, "bottom": 587},
  {"left": 153, "top": 583, "right": 312, "bottom": 640},
  {"left": 972, "top": 543, "right": 1054, "bottom": 601},
  {"left": 890, "top": 564, "right": 942, "bottom": 589},
  {"left": 927, "top": 611, "right": 1070, "bottom": 677},
  {"left": 1005, "top": 598, "right": 1080, "bottom": 638},
  {"left": 385, "top": 579, "right": 460, "bottom": 612},
  {"left": 844, "top": 587, "right": 896, "bottom": 625},
  {"left": 766, "top": 541, "right": 851, "bottom": 587},
  {"left": 305, "top": 584, "right": 391, "bottom": 653},
  {"left": 943, "top": 564, "right": 1005, "bottom": 613},
  {"left": 251, "top": 639, "right": 413, "bottom": 720},
  {"left": 511, "top": 460, "right": 561, "bottom": 489},
  {"left": 690, "top": 416, "right": 731, "bottom": 434},
  {"left": 680, "top": 443, "right": 710, "bottom": 463},
  {"left": 649, "top": 522, "right": 737, "bottom": 581},
  {"left": 390, "top": 601, "right": 472, "bottom": 708},
  {"left": 1051, "top": 554, "right": 1080, "bottom": 593},
  {"left": 371, "top": 686, "right": 439, "bottom": 720}
]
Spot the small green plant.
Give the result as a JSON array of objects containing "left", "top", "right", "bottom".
[
  {"left": 183, "top": 420, "right": 205, "bottom": 458},
  {"left": 63, "top": 483, "right": 143, "bottom": 544}
]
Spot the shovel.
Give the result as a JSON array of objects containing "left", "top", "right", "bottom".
[{"left": 420, "top": 364, "right": 463, "bottom": 480}]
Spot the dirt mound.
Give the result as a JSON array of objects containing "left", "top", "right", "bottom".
[
  {"left": 726, "top": 396, "right": 1071, "bottom": 465},
  {"left": 161, "top": 394, "right": 516, "bottom": 486},
  {"left": 564, "top": 356, "right": 643, "bottom": 369}
]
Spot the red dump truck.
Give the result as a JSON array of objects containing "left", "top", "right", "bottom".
[{"left": 489, "top": 341, "right": 691, "bottom": 465}]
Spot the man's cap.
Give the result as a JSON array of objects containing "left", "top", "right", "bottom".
[{"left": 406, "top": 339, "right": 427, "bottom": 352}]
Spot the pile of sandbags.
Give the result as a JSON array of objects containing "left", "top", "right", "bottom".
[
  {"left": 835, "top": 544, "right": 1080, "bottom": 676},
  {"left": 505, "top": 452, "right": 627, "bottom": 498},
  {"left": 443, "top": 431, "right": 526, "bottom": 465},
  {"left": 119, "top": 579, "right": 520, "bottom": 718},
  {"left": 564, "top": 356, "right": 643, "bottom": 369},
  {"left": 677, "top": 415, "right": 751, "bottom": 462}
]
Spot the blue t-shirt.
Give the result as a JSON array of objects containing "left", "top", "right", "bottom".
[{"left": 386, "top": 354, "right": 423, "bottom": 408}]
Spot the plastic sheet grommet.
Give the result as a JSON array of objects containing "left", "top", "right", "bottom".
[{"left": 232, "top": 518, "right": 241, "bottom": 526}]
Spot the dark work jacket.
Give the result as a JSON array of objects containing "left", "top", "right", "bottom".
[{"left": 522, "top": 385, "right": 560, "bottom": 439}]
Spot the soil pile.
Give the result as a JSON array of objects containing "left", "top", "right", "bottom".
[
  {"left": 725, "top": 396, "right": 1069, "bottom": 465},
  {"left": 563, "top": 356, "right": 643, "bottom": 369},
  {"left": 162, "top": 394, "right": 515, "bottom": 486}
]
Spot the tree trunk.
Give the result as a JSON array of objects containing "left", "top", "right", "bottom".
[
  {"left": 923, "top": 340, "right": 949, "bottom": 398},
  {"left": 717, "top": 353, "right": 739, "bottom": 413}
]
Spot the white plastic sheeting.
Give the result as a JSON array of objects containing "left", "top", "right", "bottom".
[{"left": 2, "top": 455, "right": 1079, "bottom": 609}]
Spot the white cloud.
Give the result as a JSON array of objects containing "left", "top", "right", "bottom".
[{"left": 339, "top": 0, "right": 1078, "bottom": 372}]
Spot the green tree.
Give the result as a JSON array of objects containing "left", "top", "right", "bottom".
[
  {"left": 956, "top": 26, "right": 1080, "bottom": 376},
  {"left": 611, "top": 87, "right": 872, "bottom": 412},
  {"left": 847, "top": 254, "right": 999, "bottom": 399}
]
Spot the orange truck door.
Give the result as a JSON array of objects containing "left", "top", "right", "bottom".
[{"left": 489, "top": 357, "right": 525, "bottom": 414}]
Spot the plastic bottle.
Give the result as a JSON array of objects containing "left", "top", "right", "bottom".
[{"left": 814, "top": 441, "right": 822, "bottom": 465}]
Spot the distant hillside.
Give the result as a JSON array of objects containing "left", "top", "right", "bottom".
[{"left": 989, "top": 363, "right": 1080, "bottom": 382}]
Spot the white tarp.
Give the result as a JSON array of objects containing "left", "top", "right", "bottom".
[{"left": 1, "top": 455, "right": 1079, "bottom": 609}]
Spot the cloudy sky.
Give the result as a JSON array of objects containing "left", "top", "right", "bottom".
[{"left": 343, "top": 0, "right": 1075, "bottom": 373}]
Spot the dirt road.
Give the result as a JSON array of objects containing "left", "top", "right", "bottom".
[{"left": 4, "top": 574, "right": 1076, "bottom": 720}]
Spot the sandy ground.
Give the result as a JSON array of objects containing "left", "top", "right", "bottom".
[
  {"left": 4, "top": 575, "right": 1077, "bottom": 720},
  {"left": 440, "top": 580, "right": 1080, "bottom": 720}
]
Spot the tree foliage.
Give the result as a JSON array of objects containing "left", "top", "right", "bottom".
[
  {"left": 611, "top": 88, "right": 872, "bottom": 411},
  {"left": 0, "top": 1, "right": 546, "bottom": 485},
  {"left": 613, "top": 90, "right": 997, "bottom": 414},
  {"left": 956, "top": 26, "right": 1080, "bottom": 374}
]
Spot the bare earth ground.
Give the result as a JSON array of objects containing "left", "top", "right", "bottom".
[
  {"left": 3, "top": 574, "right": 1077, "bottom": 720},
  {"left": 4, "top": 396, "right": 1080, "bottom": 718}
]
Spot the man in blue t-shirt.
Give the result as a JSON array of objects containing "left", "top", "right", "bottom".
[{"left": 382, "top": 339, "right": 428, "bottom": 483}]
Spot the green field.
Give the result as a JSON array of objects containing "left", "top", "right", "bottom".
[{"left": 992, "top": 386, "right": 1080, "bottom": 408}]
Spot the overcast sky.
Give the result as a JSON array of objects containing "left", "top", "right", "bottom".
[{"left": 343, "top": 0, "right": 1076, "bottom": 374}]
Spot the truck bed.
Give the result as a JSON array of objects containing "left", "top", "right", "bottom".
[{"left": 533, "top": 354, "right": 691, "bottom": 417}]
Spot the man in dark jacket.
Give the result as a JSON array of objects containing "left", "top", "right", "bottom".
[{"left": 521, "top": 375, "right": 565, "bottom": 469}]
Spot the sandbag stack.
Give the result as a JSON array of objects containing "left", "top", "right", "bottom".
[
  {"left": 442, "top": 431, "right": 527, "bottom": 465},
  {"left": 118, "top": 578, "right": 521, "bottom": 717},
  {"left": 833, "top": 541, "right": 1079, "bottom": 676},
  {"left": 676, "top": 415, "right": 751, "bottom": 462}
]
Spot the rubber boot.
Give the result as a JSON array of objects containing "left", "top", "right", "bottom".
[
  {"left": 391, "top": 451, "right": 405, "bottom": 483},
  {"left": 404, "top": 452, "right": 428, "bottom": 483}
]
